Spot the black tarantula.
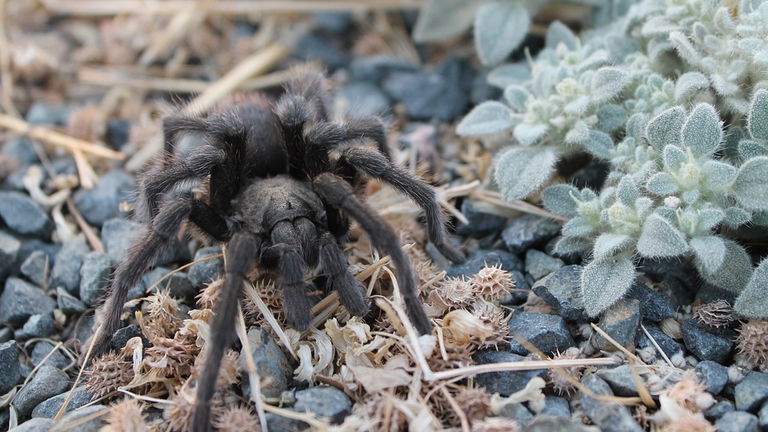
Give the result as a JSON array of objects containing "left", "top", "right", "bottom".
[{"left": 90, "top": 71, "right": 465, "bottom": 431}]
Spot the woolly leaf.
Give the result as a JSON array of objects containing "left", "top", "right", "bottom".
[
  {"left": 593, "top": 233, "right": 633, "bottom": 261},
  {"left": 565, "top": 121, "right": 590, "bottom": 145},
  {"left": 542, "top": 184, "right": 580, "bottom": 217},
  {"left": 646, "top": 107, "right": 685, "bottom": 151},
  {"left": 674, "top": 72, "right": 709, "bottom": 103},
  {"left": 581, "top": 257, "right": 636, "bottom": 317},
  {"left": 682, "top": 104, "right": 723, "bottom": 158},
  {"left": 487, "top": 63, "right": 530, "bottom": 89},
  {"left": 503, "top": 85, "right": 530, "bottom": 111},
  {"left": 646, "top": 172, "right": 678, "bottom": 196},
  {"left": 637, "top": 214, "right": 689, "bottom": 258},
  {"left": 732, "top": 156, "right": 768, "bottom": 211},
  {"left": 546, "top": 21, "right": 578, "bottom": 50},
  {"left": 495, "top": 147, "right": 557, "bottom": 200},
  {"left": 682, "top": 190, "right": 700, "bottom": 204},
  {"left": 697, "top": 239, "right": 752, "bottom": 293},
  {"left": 748, "top": 89, "right": 768, "bottom": 140},
  {"left": 412, "top": 0, "right": 482, "bottom": 42},
  {"left": 583, "top": 130, "right": 614, "bottom": 160},
  {"left": 656, "top": 206, "right": 676, "bottom": 220},
  {"left": 553, "top": 236, "right": 591, "bottom": 255},
  {"left": 514, "top": 123, "right": 549, "bottom": 146},
  {"left": 690, "top": 236, "right": 726, "bottom": 274},
  {"left": 753, "top": 211, "right": 768, "bottom": 227},
  {"left": 457, "top": 101, "right": 516, "bottom": 137},
  {"left": 617, "top": 176, "right": 639, "bottom": 206},
  {"left": 663, "top": 144, "right": 687, "bottom": 171},
  {"left": 474, "top": 2, "right": 530, "bottom": 66},
  {"left": 635, "top": 197, "right": 654, "bottom": 219},
  {"left": 723, "top": 207, "right": 750, "bottom": 228},
  {"left": 702, "top": 160, "right": 736, "bottom": 191},
  {"left": 734, "top": 258, "right": 768, "bottom": 318},
  {"left": 564, "top": 96, "right": 590, "bottom": 116},
  {"left": 669, "top": 31, "right": 702, "bottom": 67},
  {"left": 738, "top": 139, "right": 768, "bottom": 159},
  {"left": 562, "top": 216, "right": 595, "bottom": 237},
  {"left": 698, "top": 208, "right": 725, "bottom": 232},
  {"left": 591, "top": 67, "right": 629, "bottom": 104},
  {"left": 596, "top": 104, "right": 627, "bottom": 133}
]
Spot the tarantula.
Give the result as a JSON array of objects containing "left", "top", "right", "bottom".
[{"left": 90, "top": 71, "right": 464, "bottom": 431}]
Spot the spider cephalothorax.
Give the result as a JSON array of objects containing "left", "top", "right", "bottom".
[{"left": 90, "top": 70, "right": 465, "bottom": 431}]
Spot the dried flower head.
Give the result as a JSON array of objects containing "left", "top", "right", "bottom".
[
  {"left": 471, "top": 417, "right": 520, "bottom": 432},
  {"left": 548, "top": 347, "right": 584, "bottom": 396},
  {"left": 142, "top": 290, "right": 182, "bottom": 341},
  {"left": 145, "top": 336, "right": 195, "bottom": 377},
  {"left": 470, "top": 301, "right": 510, "bottom": 349},
  {"left": 454, "top": 387, "right": 491, "bottom": 422},
  {"left": 660, "top": 413, "right": 716, "bottom": 432},
  {"left": 194, "top": 349, "right": 240, "bottom": 390},
  {"left": 443, "top": 309, "right": 494, "bottom": 347},
  {"left": 666, "top": 377, "right": 713, "bottom": 413},
  {"left": 212, "top": 405, "right": 261, "bottom": 432},
  {"left": 693, "top": 300, "right": 735, "bottom": 329},
  {"left": 736, "top": 320, "right": 768, "bottom": 372},
  {"left": 242, "top": 279, "right": 284, "bottom": 325},
  {"left": 430, "top": 277, "right": 473, "bottom": 310},
  {"left": 67, "top": 105, "right": 107, "bottom": 142},
  {"left": 164, "top": 386, "right": 196, "bottom": 432},
  {"left": 103, "top": 398, "right": 148, "bottom": 432},
  {"left": 470, "top": 265, "right": 515, "bottom": 301},
  {"left": 197, "top": 278, "right": 223, "bottom": 310},
  {"left": 85, "top": 352, "right": 135, "bottom": 399}
]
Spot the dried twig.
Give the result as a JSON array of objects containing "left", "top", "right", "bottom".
[
  {"left": 0, "top": 0, "right": 17, "bottom": 116},
  {"left": 236, "top": 305, "right": 268, "bottom": 432},
  {"left": 473, "top": 189, "right": 568, "bottom": 222},
  {"left": 66, "top": 198, "right": 104, "bottom": 253}
]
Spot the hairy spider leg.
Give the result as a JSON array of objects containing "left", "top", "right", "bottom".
[
  {"left": 318, "top": 232, "right": 368, "bottom": 316},
  {"left": 192, "top": 232, "right": 261, "bottom": 432},
  {"left": 313, "top": 173, "right": 432, "bottom": 335}
]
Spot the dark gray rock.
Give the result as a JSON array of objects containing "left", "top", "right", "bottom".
[
  {"left": 626, "top": 282, "right": 675, "bottom": 322},
  {"left": 758, "top": 401, "right": 768, "bottom": 430},
  {"left": 636, "top": 323, "right": 683, "bottom": 359},
  {"left": 30, "top": 341, "right": 70, "bottom": 369},
  {"left": 313, "top": 12, "right": 352, "bottom": 34},
  {"left": 12, "top": 365, "right": 70, "bottom": 416},
  {"left": 471, "top": 68, "right": 502, "bottom": 105},
  {"left": 188, "top": 246, "right": 224, "bottom": 288},
  {"left": 51, "top": 239, "right": 89, "bottom": 295},
  {"left": 3, "top": 137, "right": 39, "bottom": 166},
  {"left": 681, "top": 319, "right": 733, "bottom": 363},
  {"left": 456, "top": 200, "right": 507, "bottom": 237},
  {"left": 16, "top": 314, "right": 55, "bottom": 340},
  {"left": 16, "top": 240, "right": 59, "bottom": 271},
  {"left": 25, "top": 102, "right": 69, "bottom": 125},
  {"left": 498, "top": 402, "right": 533, "bottom": 426},
  {"left": 716, "top": 411, "right": 758, "bottom": 432},
  {"left": 294, "top": 387, "right": 352, "bottom": 424},
  {"left": 473, "top": 350, "right": 547, "bottom": 396},
  {"left": 0, "top": 191, "right": 53, "bottom": 238},
  {"left": 110, "top": 324, "right": 143, "bottom": 351},
  {"left": 0, "top": 278, "right": 56, "bottom": 326},
  {"left": 79, "top": 252, "right": 111, "bottom": 306},
  {"left": 8, "top": 418, "right": 54, "bottom": 432},
  {"left": 337, "top": 82, "right": 390, "bottom": 117},
  {"left": 349, "top": 55, "right": 417, "bottom": 83},
  {"left": 506, "top": 270, "right": 530, "bottom": 304},
  {"left": 446, "top": 249, "right": 523, "bottom": 278},
  {"left": 577, "top": 375, "right": 642, "bottom": 432},
  {"left": 382, "top": 69, "right": 467, "bottom": 121},
  {"left": 106, "top": 119, "right": 131, "bottom": 150},
  {"left": 596, "top": 365, "right": 639, "bottom": 396},
  {"left": 266, "top": 413, "right": 308, "bottom": 432},
  {"left": 240, "top": 327, "right": 291, "bottom": 399},
  {"left": 56, "top": 405, "right": 107, "bottom": 432},
  {"left": 592, "top": 299, "right": 641, "bottom": 351},
  {"left": 695, "top": 360, "right": 728, "bottom": 395},
  {"left": 142, "top": 267, "right": 195, "bottom": 300},
  {"left": 735, "top": 372, "right": 768, "bottom": 412},
  {"left": 20, "top": 250, "right": 51, "bottom": 287},
  {"left": 532, "top": 265, "right": 588, "bottom": 321},
  {"left": 56, "top": 287, "right": 85, "bottom": 314},
  {"left": 0, "top": 327, "right": 12, "bottom": 342},
  {"left": 0, "top": 230, "right": 21, "bottom": 279},
  {"left": 101, "top": 218, "right": 141, "bottom": 266},
  {"left": 73, "top": 170, "right": 134, "bottom": 226},
  {"left": 507, "top": 311, "right": 574, "bottom": 355},
  {"left": 31, "top": 386, "right": 92, "bottom": 418},
  {"left": 295, "top": 33, "right": 348, "bottom": 70},
  {"left": 541, "top": 395, "right": 571, "bottom": 418},
  {"left": 0, "top": 340, "right": 22, "bottom": 394},
  {"left": 502, "top": 214, "right": 562, "bottom": 254},
  {"left": 706, "top": 401, "right": 735, "bottom": 421},
  {"left": 526, "top": 415, "right": 598, "bottom": 432},
  {"left": 525, "top": 249, "right": 564, "bottom": 280}
]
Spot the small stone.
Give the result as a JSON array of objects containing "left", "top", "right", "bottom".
[
  {"left": 188, "top": 246, "right": 224, "bottom": 288},
  {"left": 626, "top": 281, "right": 675, "bottom": 322},
  {"left": 294, "top": 33, "right": 348, "bottom": 70},
  {"left": 0, "top": 191, "right": 53, "bottom": 238},
  {"left": 541, "top": 395, "right": 571, "bottom": 418},
  {"left": 337, "top": 82, "right": 390, "bottom": 117},
  {"left": 445, "top": 249, "right": 523, "bottom": 278},
  {"left": 706, "top": 401, "right": 735, "bottom": 421},
  {"left": 636, "top": 323, "right": 683, "bottom": 359},
  {"left": 758, "top": 401, "right": 768, "bottom": 430},
  {"left": 16, "top": 314, "right": 56, "bottom": 340},
  {"left": 532, "top": 265, "right": 588, "bottom": 322},
  {"left": 16, "top": 240, "right": 59, "bottom": 271},
  {"left": 51, "top": 239, "right": 89, "bottom": 295},
  {"left": 266, "top": 413, "right": 307, "bottom": 432},
  {"left": 79, "top": 252, "right": 111, "bottom": 306},
  {"left": 313, "top": 12, "right": 352, "bottom": 34},
  {"left": 715, "top": 411, "right": 759, "bottom": 432},
  {"left": 382, "top": 70, "right": 467, "bottom": 121},
  {"left": 0, "top": 278, "right": 56, "bottom": 326},
  {"left": 20, "top": 250, "right": 51, "bottom": 287},
  {"left": 101, "top": 218, "right": 142, "bottom": 266},
  {"left": 30, "top": 341, "right": 69, "bottom": 369},
  {"left": 526, "top": 415, "right": 597, "bottom": 432},
  {"left": 470, "top": 68, "right": 502, "bottom": 105},
  {"left": 106, "top": 119, "right": 131, "bottom": 150},
  {"left": 506, "top": 270, "right": 530, "bottom": 304},
  {"left": 3, "top": 137, "right": 39, "bottom": 166},
  {"left": 0, "top": 340, "right": 22, "bottom": 394},
  {"left": 110, "top": 324, "right": 143, "bottom": 351},
  {"left": 12, "top": 365, "right": 70, "bottom": 416},
  {"left": 73, "top": 170, "right": 134, "bottom": 226},
  {"left": 0, "top": 327, "right": 12, "bottom": 342},
  {"left": 507, "top": 311, "right": 574, "bottom": 355},
  {"left": 577, "top": 375, "right": 643, "bottom": 432},
  {"left": 56, "top": 287, "right": 86, "bottom": 314},
  {"left": 8, "top": 418, "right": 54, "bottom": 432},
  {"left": 473, "top": 350, "right": 547, "bottom": 396},
  {"left": 502, "top": 214, "right": 562, "bottom": 254},
  {"left": 497, "top": 402, "right": 533, "bottom": 426},
  {"left": 456, "top": 200, "right": 508, "bottom": 237},
  {"left": 240, "top": 327, "right": 291, "bottom": 399},
  {"left": 592, "top": 299, "right": 641, "bottom": 351},
  {"left": 695, "top": 360, "right": 728, "bottom": 395},
  {"left": 294, "top": 387, "right": 352, "bottom": 424},
  {"left": 25, "top": 102, "right": 69, "bottom": 125},
  {"left": 349, "top": 55, "right": 417, "bottom": 83},
  {"left": 0, "top": 230, "right": 21, "bottom": 279},
  {"left": 597, "top": 365, "right": 639, "bottom": 396},
  {"left": 681, "top": 319, "right": 733, "bottom": 363},
  {"left": 735, "top": 372, "right": 768, "bottom": 412},
  {"left": 56, "top": 405, "right": 107, "bottom": 432},
  {"left": 31, "top": 386, "right": 92, "bottom": 418},
  {"left": 524, "top": 249, "right": 564, "bottom": 281},
  {"left": 142, "top": 267, "right": 195, "bottom": 300}
]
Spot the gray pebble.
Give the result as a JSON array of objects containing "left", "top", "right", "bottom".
[
  {"left": 596, "top": 365, "right": 639, "bottom": 397},
  {"left": 3, "top": 137, "right": 39, "bottom": 166},
  {"left": 526, "top": 415, "right": 599, "bottom": 432},
  {"left": 627, "top": 281, "right": 675, "bottom": 322},
  {"left": 31, "top": 386, "right": 92, "bottom": 418},
  {"left": 12, "top": 365, "right": 70, "bottom": 417},
  {"left": 382, "top": 70, "right": 466, "bottom": 121},
  {"left": 51, "top": 239, "right": 90, "bottom": 295},
  {"left": 681, "top": 319, "right": 733, "bottom": 363},
  {"left": 16, "top": 314, "right": 56, "bottom": 341},
  {"left": 188, "top": 246, "right": 223, "bottom": 288},
  {"left": 8, "top": 418, "right": 54, "bottom": 432},
  {"left": 56, "top": 287, "right": 85, "bottom": 314},
  {"left": 501, "top": 214, "right": 562, "bottom": 254},
  {"left": 706, "top": 401, "right": 735, "bottom": 421},
  {"left": 735, "top": 372, "right": 768, "bottom": 412},
  {"left": 0, "top": 327, "right": 12, "bottom": 343},
  {"left": 507, "top": 311, "right": 574, "bottom": 355},
  {"left": 0, "top": 340, "right": 22, "bottom": 394},
  {"left": 592, "top": 299, "right": 641, "bottom": 351},
  {"left": 577, "top": 375, "right": 642, "bottom": 432},
  {"left": 446, "top": 249, "right": 523, "bottom": 278},
  {"left": 240, "top": 327, "right": 291, "bottom": 399},
  {"left": 56, "top": 405, "right": 107, "bottom": 432},
  {"left": 695, "top": 360, "right": 728, "bottom": 395},
  {"left": 0, "top": 191, "right": 53, "bottom": 238},
  {"left": 30, "top": 341, "right": 70, "bottom": 369},
  {"left": 337, "top": 82, "right": 390, "bottom": 117},
  {"left": 456, "top": 200, "right": 507, "bottom": 238},
  {"left": 266, "top": 412, "right": 307, "bottom": 432},
  {"left": 0, "top": 278, "right": 56, "bottom": 326},
  {"left": 20, "top": 250, "right": 51, "bottom": 287},
  {"left": 73, "top": 170, "right": 134, "bottom": 226},
  {"left": 0, "top": 230, "right": 21, "bottom": 279},
  {"left": 312, "top": 12, "right": 352, "bottom": 34},
  {"left": 497, "top": 402, "right": 533, "bottom": 426},
  {"left": 110, "top": 324, "right": 143, "bottom": 351},
  {"left": 142, "top": 267, "right": 195, "bottom": 300},
  {"left": 524, "top": 249, "right": 564, "bottom": 281},
  {"left": 472, "top": 350, "right": 547, "bottom": 396},
  {"left": 349, "top": 55, "right": 417, "bottom": 83},
  {"left": 294, "top": 33, "right": 348, "bottom": 70},
  {"left": 636, "top": 323, "right": 683, "bottom": 360},
  {"left": 541, "top": 395, "right": 571, "bottom": 418},
  {"left": 101, "top": 218, "right": 180, "bottom": 267},
  {"left": 79, "top": 252, "right": 112, "bottom": 306},
  {"left": 294, "top": 386, "right": 352, "bottom": 424},
  {"left": 758, "top": 401, "right": 768, "bottom": 430},
  {"left": 715, "top": 411, "right": 758, "bottom": 432},
  {"left": 25, "top": 102, "right": 69, "bottom": 125},
  {"left": 532, "top": 265, "right": 588, "bottom": 322}
]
